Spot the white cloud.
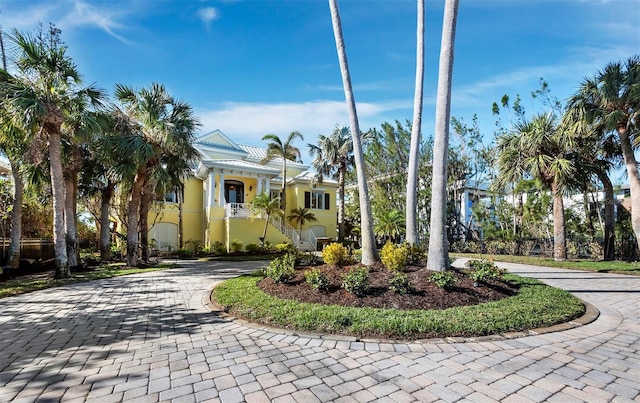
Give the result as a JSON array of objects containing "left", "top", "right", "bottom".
[
  {"left": 0, "top": 0, "right": 131, "bottom": 43},
  {"left": 197, "top": 7, "right": 219, "bottom": 25},
  {"left": 194, "top": 99, "right": 412, "bottom": 161}
]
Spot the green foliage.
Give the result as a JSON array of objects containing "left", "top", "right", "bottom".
[
  {"left": 213, "top": 272, "right": 586, "bottom": 340},
  {"left": 245, "top": 243, "right": 261, "bottom": 253},
  {"left": 274, "top": 243, "right": 292, "bottom": 253},
  {"left": 175, "top": 249, "right": 192, "bottom": 259},
  {"left": 389, "top": 273, "right": 414, "bottom": 295},
  {"left": 467, "top": 259, "right": 505, "bottom": 283},
  {"left": 341, "top": 267, "right": 370, "bottom": 296},
  {"left": 230, "top": 239, "right": 243, "bottom": 253},
  {"left": 296, "top": 252, "right": 321, "bottom": 266},
  {"left": 405, "top": 243, "right": 427, "bottom": 266},
  {"left": 322, "top": 242, "right": 350, "bottom": 266},
  {"left": 212, "top": 241, "right": 226, "bottom": 255},
  {"left": 429, "top": 271, "right": 457, "bottom": 289},
  {"left": 262, "top": 253, "right": 296, "bottom": 283},
  {"left": 304, "top": 268, "right": 329, "bottom": 291},
  {"left": 380, "top": 242, "right": 409, "bottom": 272},
  {"left": 184, "top": 239, "right": 204, "bottom": 255}
]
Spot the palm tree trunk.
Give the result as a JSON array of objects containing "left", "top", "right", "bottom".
[
  {"left": 596, "top": 172, "right": 615, "bottom": 261},
  {"left": 281, "top": 159, "right": 287, "bottom": 214},
  {"left": 618, "top": 127, "right": 640, "bottom": 250},
  {"left": 7, "top": 159, "right": 23, "bottom": 269},
  {"left": 64, "top": 175, "right": 79, "bottom": 268},
  {"left": 337, "top": 166, "right": 346, "bottom": 242},
  {"left": 329, "top": 0, "right": 379, "bottom": 264},
  {"left": 178, "top": 187, "right": 184, "bottom": 249},
  {"left": 139, "top": 179, "right": 154, "bottom": 263},
  {"left": 406, "top": 0, "right": 425, "bottom": 246},
  {"left": 427, "top": 0, "right": 459, "bottom": 272},
  {"left": 99, "top": 182, "right": 114, "bottom": 261},
  {"left": 127, "top": 169, "right": 146, "bottom": 267},
  {"left": 47, "top": 121, "right": 69, "bottom": 278},
  {"left": 552, "top": 182, "right": 567, "bottom": 261}
]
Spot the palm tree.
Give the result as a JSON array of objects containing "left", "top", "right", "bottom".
[
  {"left": 0, "top": 29, "right": 103, "bottom": 277},
  {"left": 249, "top": 193, "right": 283, "bottom": 245},
  {"left": 426, "top": 0, "right": 460, "bottom": 272},
  {"left": 287, "top": 206, "right": 318, "bottom": 241},
  {"left": 113, "top": 83, "right": 200, "bottom": 266},
  {"left": 261, "top": 132, "right": 303, "bottom": 215},
  {"left": 308, "top": 126, "right": 356, "bottom": 242},
  {"left": 406, "top": 0, "right": 425, "bottom": 246},
  {"left": 328, "top": 0, "right": 379, "bottom": 265},
  {"left": 375, "top": 209, "right": 405, "bottom": 243},
  {"left": 495, "top": 113, "right": 575, "bottom": 261},
  {"left": 565, "top": 56, "right": 640, "bottom": 250}
]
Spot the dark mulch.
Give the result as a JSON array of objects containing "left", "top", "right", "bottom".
[{"left": 259, "top": 263, "right": 519, "bottom": 311}]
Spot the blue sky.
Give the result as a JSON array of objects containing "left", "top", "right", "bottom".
[{"left": 1, "top": 0, "right": 639, "bottom": 179}]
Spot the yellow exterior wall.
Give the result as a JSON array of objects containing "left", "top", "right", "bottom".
[
  {"left": 226, "top": 217, "right": 291, "bottom": 251},
  {"left": 148, "top": 178, "right": 204, "bottom": 249},
  {"left": 286, "top": 182, "right": 337, "bottom": 241}
]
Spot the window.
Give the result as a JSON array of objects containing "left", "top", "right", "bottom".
[
  {"left": 270, "top": 190, "right": 282, "bottom": 200},
  {"left": 305, "top": 191, "right": 330, "bottom": 210}
]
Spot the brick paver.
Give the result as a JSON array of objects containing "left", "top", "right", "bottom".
[{"left": 0, "top": 258, "right": 638, "bottom": 402}]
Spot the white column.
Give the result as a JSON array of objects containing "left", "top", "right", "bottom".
[
  {"left": 265, "top": 179, "right": 271, "bottom": 195},
  {"left": 218, "top": 172, "right": 225, "bottom": 206},
  {"left": 207, "top": 171, "right": 215, "bottom": 207},
  {"left": 257, "top": 176, "right": 263, "bottom": 195}
]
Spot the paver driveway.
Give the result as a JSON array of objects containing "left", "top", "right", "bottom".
[{"left": 0, "top": 258, "right": 638, "bottom": 402}]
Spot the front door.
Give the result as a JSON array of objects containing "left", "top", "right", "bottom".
[{"left": 224, "top": 181, "right": 244, "bottom": 204}]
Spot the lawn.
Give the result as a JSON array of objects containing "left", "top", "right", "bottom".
[
  {"left": 0, "top": 263, "right": 175, "bottom": 298},
  {"left": 452, "top": 253, "right": 640, "bottom": 275}
]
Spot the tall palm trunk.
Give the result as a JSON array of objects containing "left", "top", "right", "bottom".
[
  {"left": 178, "top": 188, "right": 184, "bottom": 249},
  {"left": 427, "top": 0, "right": 459, "bottom": 272},
  {"left": 406, "top": 0, "right": 425, "bottom": 246},
  {"left": 618, "top": 127, "right": 640, "bottom": 250},
  {"left": 139, "top": 179, "right": 155, "bottom": 263},
  {"left": 329, "top": 0, "right": 379, "bottom": 264},
  {"left": 281, "top": 159, "right": 287, "bottom": 213},
  {"left": 552, "top": 181, "right": 567, "bottom": 261},
  {"left": 46, "top": 117, "right": 69, "bottom": 277},
  {"left": 127, "top": 169, "right": 146, "bottom": 267},
  {"left": 337, "top": 165, "right": 346, "bottom": 242},
  {"left": 99, "top": 181, "right": 114, "bottom": 261},
  {"left": 597, "top": 172, "right": 615, "bottom": 261},
  {"left": 65, "top": 175, "right": 79, "bottom": 268},
  {"left": 7, "top": 159, "right": 23, "bottom": 269}
]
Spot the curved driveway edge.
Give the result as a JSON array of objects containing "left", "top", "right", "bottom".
[{"left": 1, "top": 258, "right": 638, "bottom": 402}]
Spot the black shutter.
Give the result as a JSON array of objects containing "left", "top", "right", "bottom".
[
  {"left": 305, "top": 191, "right": 311, "bottom": 208},
  {"left": 324, "top": 193, "right": 330, "bottom": 210}
]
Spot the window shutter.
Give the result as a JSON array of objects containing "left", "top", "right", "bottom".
[
  {"left": 324, "top": 193, "right": 330, "bottom": 210},
  {"left": 305, "top": 192, "right": 311, "bottom": 208}
]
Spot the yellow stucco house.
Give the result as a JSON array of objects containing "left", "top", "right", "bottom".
[{"left": 148, "top": 130, "right": 337, "bottom": 252}]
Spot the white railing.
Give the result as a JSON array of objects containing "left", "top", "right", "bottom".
[
  {"left": 225, "top": 203, "right": 250, "bottom": 217},
  {"left": 267, "top": 215, "right": 301, "bottom": 247},
  {"left": 308, "top": 230, "right": 318, "bottom": 251}
]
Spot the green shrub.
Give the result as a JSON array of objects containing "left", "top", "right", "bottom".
[
  {"left": 175, "top": 248, "right": 192, "bottom": 259},
  {"left": 323, "top": 243, "right": 350, "bottom": 266},
  {"left": 231, "top": 239, "right": 243, "bottom": 253},
  {"left": 380, "top": 242, "right": 409, "bottom": 272},
  {"left": 304, "top": 268, "right": 329, "bottom": 291},
  {"left": 389, "top": 273, "right": 414, "bottom": 294},
  {"left": 405, "top": 243, "right": 427, "bottom": 266},
  {"left": 275, "top": 243, "right": 292, "bottom": 253},
  {"left": 342, "top": 267, "right": 369, "bottom": 296},
  {"left": 212, "top": 241, "right": 226, "bottom": 255},
  {"left": 429, "top": 271, "right": 457, "bottom": 289},
  {"left": 262, "top": 253, "right": 296, "bottom": 283},
  {"left": 245, "top": 243, "right": 261, "bottom": 253},
  {"left": 297, "top": 252, "right": 320, "bottom": 266},
  {"left": 467, "top": 259, "right": 505, "bottom": 283}
]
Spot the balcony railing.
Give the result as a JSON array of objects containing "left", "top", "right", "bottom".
[{"left": 224, "top": 203, "right": 250, "bottom": 217}]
